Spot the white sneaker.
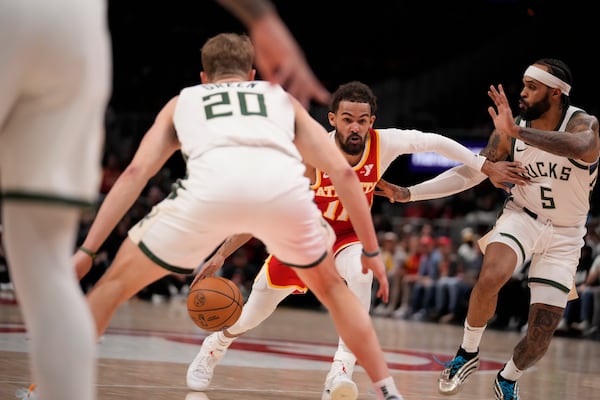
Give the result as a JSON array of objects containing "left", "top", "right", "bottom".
[
  {"left": 372, "top": 303, "right": 391, "bottom": 317},
  {"left": 15, "top": 384, "right": 38, "bottom": 399},
  {"left": 572, "top": 320, "right": 591, "bottom": 332},
  {"left": 321, "top": 361, "right": 358, "bottom": 400},
  {"left": 186, "top": 333, "right": 227, "bottom": 391},
  {"left": 556, "top": 318, "right": 569, "bottom": 332}
]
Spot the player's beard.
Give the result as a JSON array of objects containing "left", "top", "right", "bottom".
[
  {"left": 519, "top": 94, "right": 551, "bottom": 121},
  {"left": 338, "top": 132, "right": 365, "bottom": 156}
]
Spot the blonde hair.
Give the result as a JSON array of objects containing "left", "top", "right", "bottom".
[{"left": 201, "top": 33, "right": 254, "bottom": 80}]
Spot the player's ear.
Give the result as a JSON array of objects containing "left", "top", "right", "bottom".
[
  {"left": 327, "top": 112, "right": 336, "bottom": 127},
  {"left": 200, "top": 71, "right": 209, "bottom": 84}
]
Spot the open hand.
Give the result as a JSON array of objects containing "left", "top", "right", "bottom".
[
  {"left": 190, "top": 253, "right": 226, "bottom": 288},
  {"left": 487, "top": 84, "right": 519, "bottom": 137},
  {"left": 374, "top": 180, "right": 410, "bottom": 203},
  {"left": 250, "top": 14, "right": 330, "bottom": 108}
]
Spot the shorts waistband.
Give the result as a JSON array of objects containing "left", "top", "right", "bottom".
[
  {"left": 523, "top": 206, "right": 539, "bottom": 220},
  {"left": 508, "top": 197, "right": 552, "bottom": 225}
]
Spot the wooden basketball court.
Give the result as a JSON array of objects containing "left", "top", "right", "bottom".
[{"left": 1, "top": 295, "right": 599, "bottom": 399}]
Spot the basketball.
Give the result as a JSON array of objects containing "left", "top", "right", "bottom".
[{"left": 187, "top": 276, "right": 243, "bottom": 332}]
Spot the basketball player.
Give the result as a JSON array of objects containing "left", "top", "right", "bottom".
[
  {"left": 184, "top": 81, "right": 528, "bottom": 400},
  {"left": 0, "top": 2, "right": 110, "bottom": 400},
  {"left": 74, "top": 33, "right": 404, "bottom": 400},
  {"left": 379, "top": 59, "right": 600, "bottom": 400}
]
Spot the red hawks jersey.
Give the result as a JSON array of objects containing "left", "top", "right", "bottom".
[
  {"left": 312, "top": 129, "right": 381, "bottom": 240},
  {"left": 262, "top": 129, "right": 382, "bottom": 293}
]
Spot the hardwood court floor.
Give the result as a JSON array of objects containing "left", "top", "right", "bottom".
[{"left": 1, "top": 295, "right": 599, "bottom": 400}]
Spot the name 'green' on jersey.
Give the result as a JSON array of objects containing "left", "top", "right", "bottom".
[{"left": 173, "top": 80, "right": 301, "bottom": 161}]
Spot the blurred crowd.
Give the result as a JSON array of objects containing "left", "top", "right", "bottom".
[
  {"left": 369, "top": 219, "right": 600, "bottom": 341},
  {"left": 1, "top": 146, "right": 599, "bottom": 342}
]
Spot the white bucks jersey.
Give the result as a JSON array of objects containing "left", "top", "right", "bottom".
[
  {"left": 511, "top": 106, "right": 599, "bottom": 226},
  {"left": 173, "top": 80, "right": 301, "bottom": 161}
]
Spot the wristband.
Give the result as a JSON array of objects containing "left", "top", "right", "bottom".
[
  {"left": 361, "top": 248, "right": 381, "bottom": 258},
  {"left": 79, "top": 246, "right": 97, "bottom": 260}
]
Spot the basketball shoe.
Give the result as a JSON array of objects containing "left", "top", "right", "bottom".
[
  {"left": 438, "top": 347, "right": 480, "bottom": 395},
  {"left": 494, "top": 372, "right": 519, "bottom": 400},
  {"left": 15, "top": 384, "right": 38, "bottom": 399},
  {"left": 186, "top": 333, "right": 228, "bottom": 391},
  {"left": 321, "top": 359, "right": 358, "bottom": 400}
]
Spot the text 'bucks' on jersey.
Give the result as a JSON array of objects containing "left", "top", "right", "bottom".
[{"left": 511, "top": 106, "right": 599, "bottom": 227}]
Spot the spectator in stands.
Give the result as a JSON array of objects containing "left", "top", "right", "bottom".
[
  {"left": 407, "top": 235, "right": 440, "bottom": 321},
  {"left": 448, "top": 228, "right": 483, "bottom": 323},
  {"left": 557, "top": 244, "right": 594, "bottom": 333},
  {"left": 430, "top": 236, "right": 461, "bottom": 322},
  {"left": 371, "top": 231, "right": 408, "bottom": 316},
  {"left": 99, "top": 152, "right": 124, "bottom": 196},
  {"left": 570, "top": 252, "right": 600, "bottom": 336},
  {"left": 391, "top": 232, "right": 423, "bottom": 318},
  {"left": 219, "top": 247, "right": 260, "bottom": 301},
  {"left": 489, "top": 260, "right": 530, "bottom": 331}
]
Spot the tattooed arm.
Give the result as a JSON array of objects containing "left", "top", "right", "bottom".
[
  {"left": 515, "top": 114, "right": 599, "bottom": 162},
  {"left": 488, "top": 84, "right": 600, "bottom": 163}
]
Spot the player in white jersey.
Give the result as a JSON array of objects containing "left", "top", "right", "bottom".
[
  {"left": 184, "top": 81, "right": 528, "bottom": 400},
  {"left": 0, "top": 1, "right": 111, "bottom": 400},
  {"left": 74, "top": 33, "right": 403, "bottom": 400},
  {"left": 379, "top": 58, "right": 600, "bottom": 400}
]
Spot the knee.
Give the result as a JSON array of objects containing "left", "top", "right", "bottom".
[{"left": 477, "top": 263, "right": 514, "bottom": 293}]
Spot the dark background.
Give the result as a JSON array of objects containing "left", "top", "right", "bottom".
[
  {"left": 105, "top": 0, "right": 599, "bottom": 212},
  {"left": 107, "top": 0, "right": 597, "bottom": 117}
]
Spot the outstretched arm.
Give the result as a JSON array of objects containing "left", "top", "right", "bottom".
[
  {"left": 375, "top": 165, "right": 488, "bottom": 203},
  {"left": 378, "top": 129, "right": 524, "bottom": 202},
  {"left": 73, "top": 97, "right": 181, "bottom": 279},
  {"left": 384, "top": 130, "right": 527, "bottom": 191},
  {"left": 217, "top": 0, "right": 330, "bottom": 108}
]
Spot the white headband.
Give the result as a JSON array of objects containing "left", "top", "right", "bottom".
[{"left": 524, "top": 65, "right": 571, "bottom": 96}]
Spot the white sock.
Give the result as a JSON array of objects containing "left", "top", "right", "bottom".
[
  {"left": 216, "top": 331, "right": 234, "bottom": 348},
  {"left": 373, "top": 376, "right": 402, "bottom": 400},
  {"left": 500, "top": 358, "right": 524, "bottom": 381},
  {"left": 461, "top": 320, "right": 486, "bottom": 353}
]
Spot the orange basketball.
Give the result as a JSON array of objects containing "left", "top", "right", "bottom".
[{"left": 187, "top": 276, "right": 243, "bottom": 332}]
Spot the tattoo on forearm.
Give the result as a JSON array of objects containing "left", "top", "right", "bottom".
[
  {"left": 481, "top": 131, "right": 502, "bottom": 162},
  {"left": 518, "top": 114, "right": 597, "bottom": 158}
]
